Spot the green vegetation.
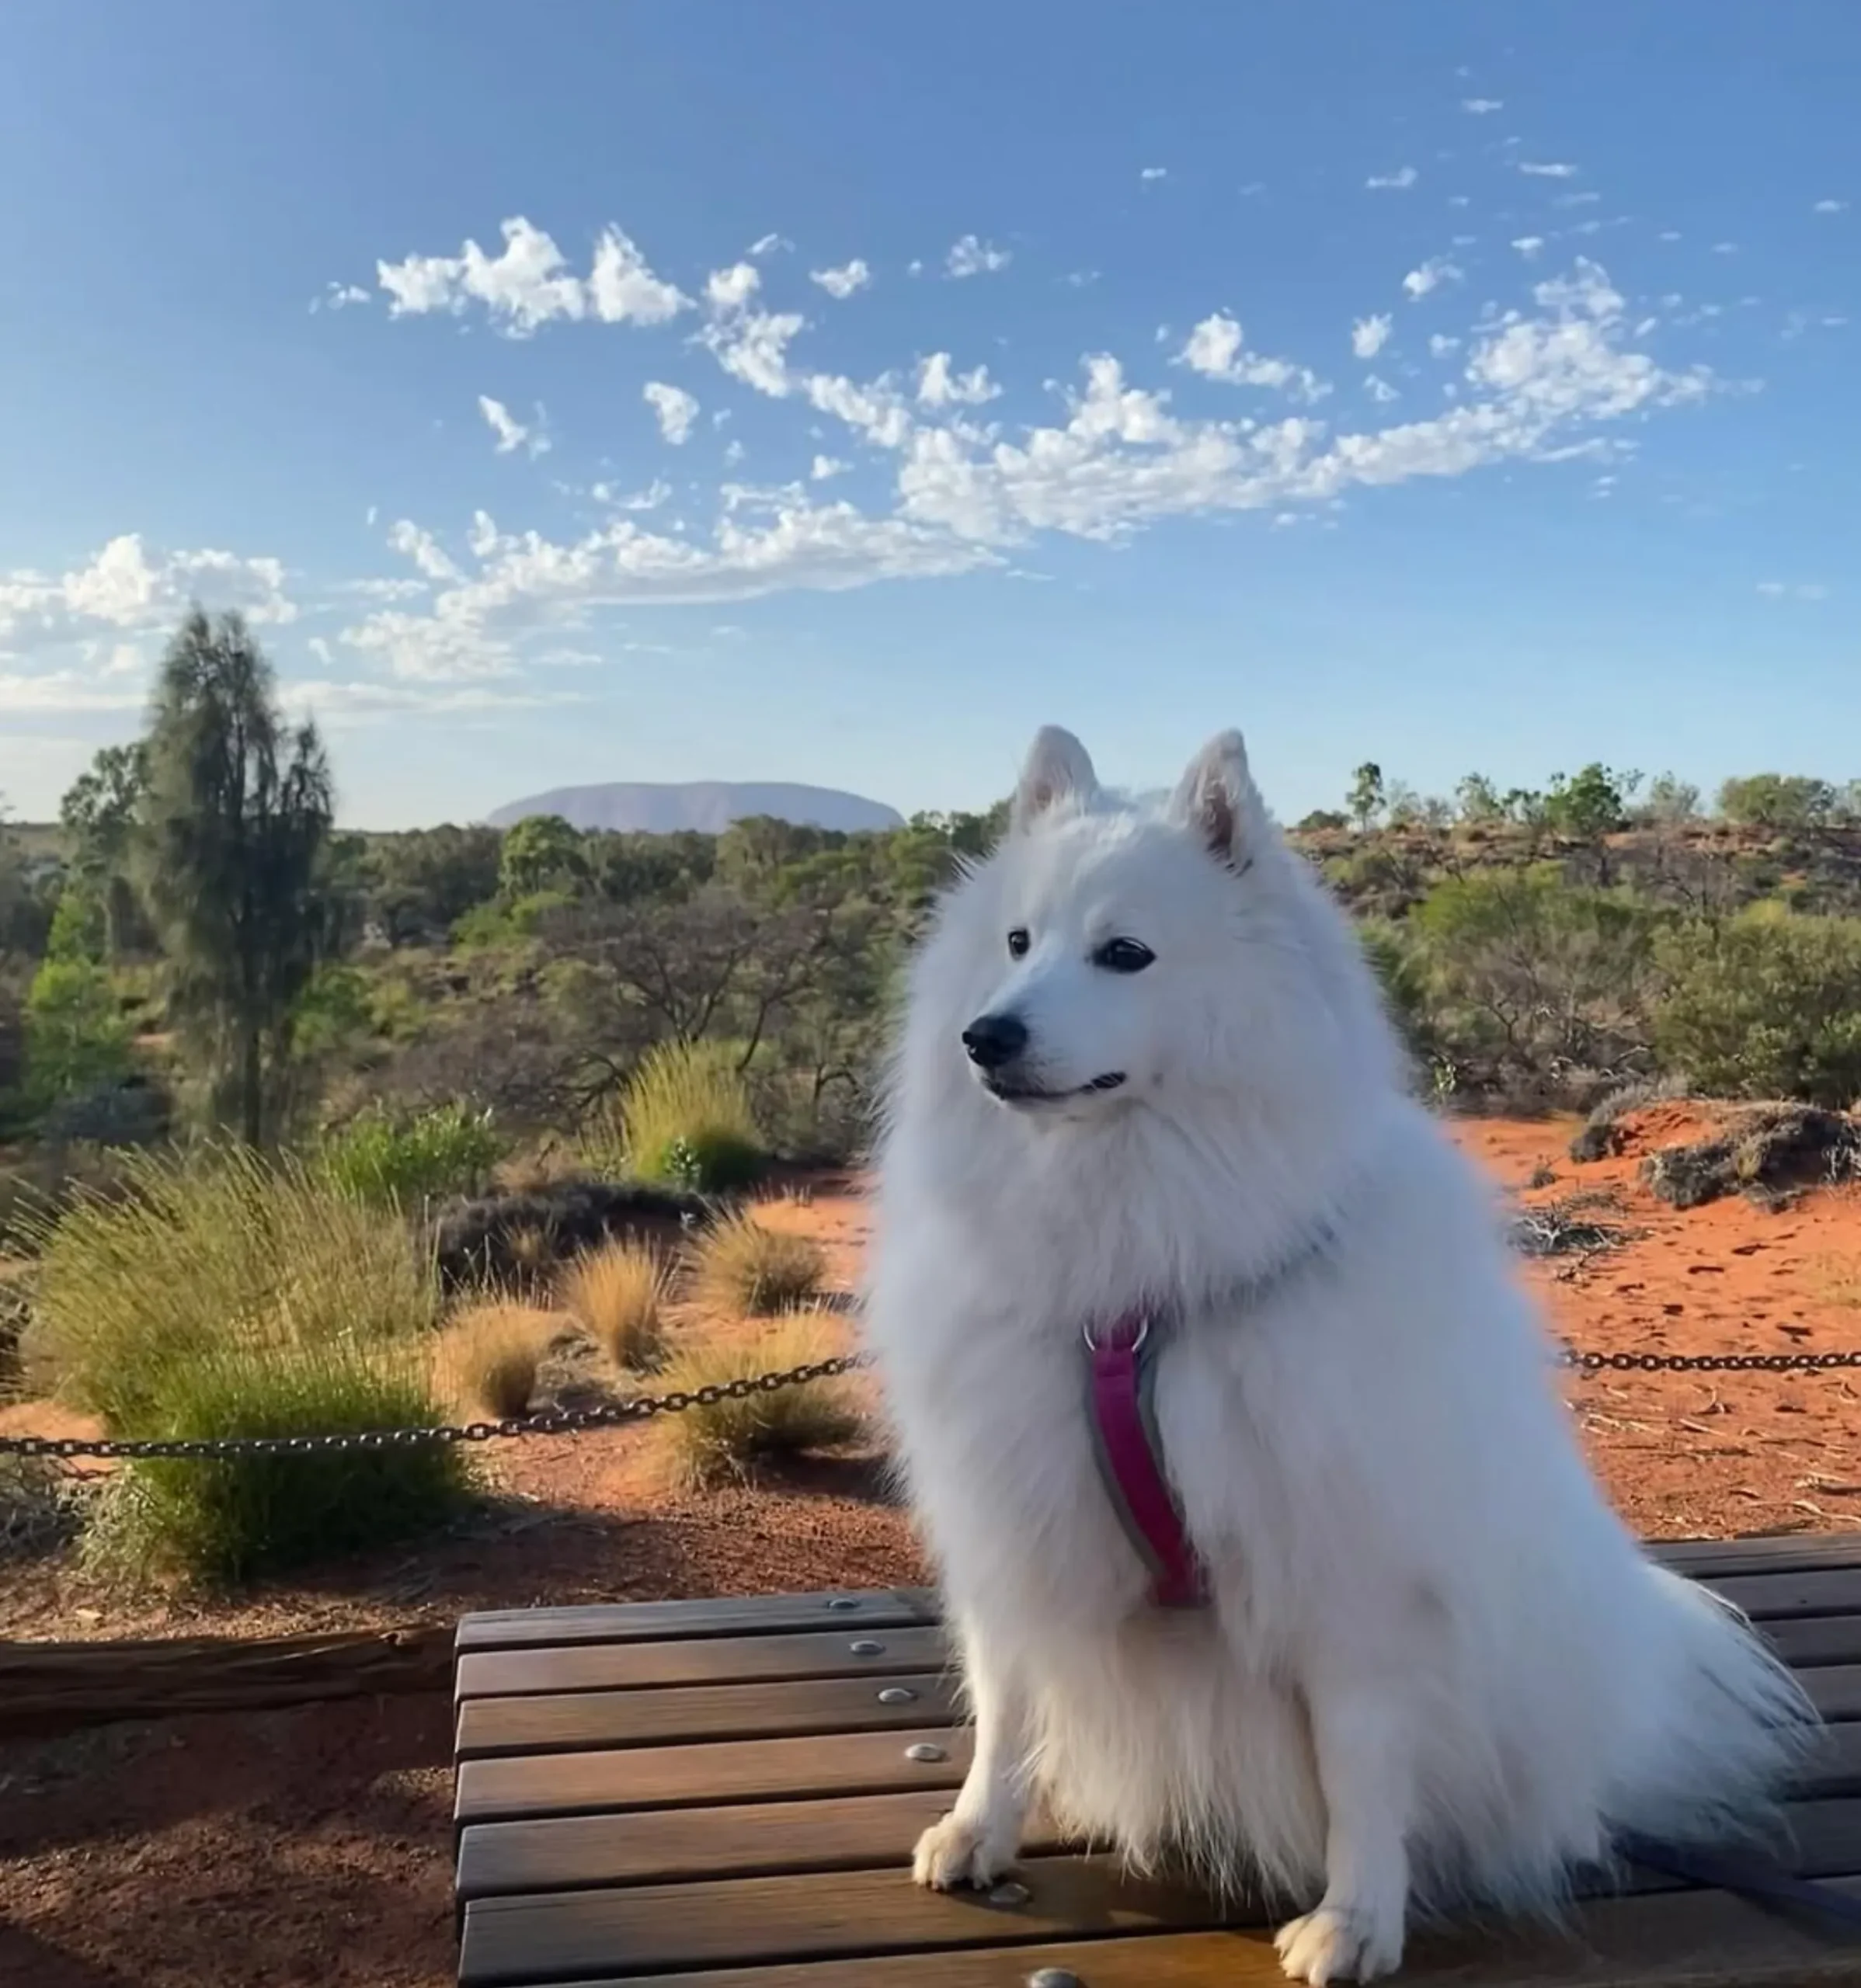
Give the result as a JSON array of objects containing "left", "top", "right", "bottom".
[
  {"left": 614, "top": 1037, "right": 766, "bottom": 1190},
  {"left": 318, "top": 1100, "right": 504, "bottom": 1208}
]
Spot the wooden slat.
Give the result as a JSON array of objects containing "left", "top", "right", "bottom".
[
  {"left": 455, "top": 1724, "right": 972, "bottom": 1826},
  {"left": 457, "top": 1722, "right": 1861, "bottom": 1902},
  {"left": 456, "top": 1624, "right": 952, "bottom": 1701},
  {"left": 455, "top": 1590, "right": 937, "bottom": 1654},
  {"left": 497, "top": 1877, "right": 1861, "bottom": 1986},
  {"left": 1706, "top": 1567, "right": 1861, "bottom": 1622},
  {"left": 459, "top": 1800, "right": 1861, "bottom": 1986},
  {"left": 1764, "top": 1613, "right": 1861, "bottom": 1670},
  {"left": 457, "top": 1673, "right": 958, "bottom": 1760},
  {"left": 1653, "top": 1534, "right": 1861, "bottom": 1579},
  {"left": 457, "top": 1790, "right": 992, "bottom": 1901}
]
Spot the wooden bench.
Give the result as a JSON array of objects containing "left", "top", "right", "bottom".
[{"left": 453, "top": 1535, "right": 1861, "bottom": 1986}]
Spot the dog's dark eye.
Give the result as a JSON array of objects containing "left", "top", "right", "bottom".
[
  {"left": 1094, "top": 937, "right": 1155, "bottom": 974},
  {"left": 1007, "top": 927, "right": 1031, "bottom": 959}
]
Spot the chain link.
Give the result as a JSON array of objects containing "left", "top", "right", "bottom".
[
  {"left": 5, "top": 1342, "right": 1859, "bottom": 1464},
  {"left": 0, "top": 1354, "right": 871, "bottom": 1462}
]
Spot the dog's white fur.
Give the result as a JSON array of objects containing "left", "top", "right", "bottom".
[{"left": 860, "top": 725, "right": 1814, "bottom": 1984}]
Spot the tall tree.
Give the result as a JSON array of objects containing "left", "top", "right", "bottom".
[
  {"left": 137, "top": 608, "right": 340, "bottom": 1145},
  {"left": 60, "top": 740, "right": 151, "bottom": 958}
]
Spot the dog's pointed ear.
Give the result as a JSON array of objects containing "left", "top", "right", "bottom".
[
  {"left": 1170, "top": 730, "right": 1264, "bottom": 871},
  {"left": 1011, "top": 725, "right": 1098, "bottom": 833}
]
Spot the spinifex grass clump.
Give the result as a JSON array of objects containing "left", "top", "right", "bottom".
[
  {"left": 688, "top": 1208, "right": 826, "bottom": 1318},
  {"left": 614, "top": 1040, "right": 766, "bottom": 1193},
  {"left": 436, "top": 1300, "right": 558, "bottom": 1418},
  {"left": 560, "top": 1240, "right": 668, "bottom": 1372},
  {"left": 652, "top": 1309, "right": 861, "bottom": 1490},
  {"left": 24, "top": 1143, "right": 468, "bottom": 1583}
]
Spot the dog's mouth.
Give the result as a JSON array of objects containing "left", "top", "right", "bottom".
[{"left": 982, "top": 1071, "right": 1127, "bottom": 1105}]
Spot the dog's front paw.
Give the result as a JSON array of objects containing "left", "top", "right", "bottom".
[
  {"left": 911, "top": 1811, "right": 1017, "bottom": 1891},
  {"left": 1273, "top": 1900, "right": 1404, "bottom": 1985}
]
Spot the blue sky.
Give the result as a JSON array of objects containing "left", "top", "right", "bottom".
[{"left": 2, "top": 2, "right": 1856, "bottom": 829}]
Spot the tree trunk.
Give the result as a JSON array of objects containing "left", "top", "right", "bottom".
[{"left": 241, "top": 1021, "right": 264, "bottom": 1147}]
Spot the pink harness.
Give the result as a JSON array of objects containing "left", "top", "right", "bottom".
[{"left": 1085, "top": 1311, "right": 1209, "bottom": 1609}]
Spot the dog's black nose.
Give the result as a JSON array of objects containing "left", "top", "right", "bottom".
[{"left": 962, "top": 1012, "right": 1028, "bottom": 1069}]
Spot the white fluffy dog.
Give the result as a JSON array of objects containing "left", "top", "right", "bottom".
[{"left": 860, "top": 725, "right": 1814, "bottom": 1984}]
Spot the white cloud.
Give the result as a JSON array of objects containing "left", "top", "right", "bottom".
[
  {"left": 478, "top": 394, "right": 550, "bottom": 457},
  {"left": 1366, "top": 166, "right": 1419, "bottom": 191},
  {"left": 811, "top": 455, "right": 850, "bottom": 480},
  {"left": 311, "top": 281, "right": 370, "bottom": 313},
  {"left": 1461, "top": 98, "right": 1504, "bottom": 114},
  {"left": 1365, "top": 374, "right": 1400, "bottom": 403},
  {"left": 1658, "top": 230, "right": 1682, "bottom": 242},
  {"left": 705, "top": 261, "right": 763, "bottom": 313},
  {"left": 700, "top": 306, "right": 806, "bottom": 397},
  {"left": 388, "top": 520, "right": 461, "bottom": 583},
  {"left": 1428, "top": 332, "right": 1461, "bottom": 356},
  {"left": 810, "top": 258, "right": 872, "bottom": 301},
  {"left": 1177, "top": 314, "right": 1329, "bottom": 401},
  {"left": 946, "top": 234, "right": 1011, "bottom": 278},
  {"left": 643, "top": 381, "right": 701, "bottom": 445},
  {"left": 1511, "top": 235, "right": 1547, "bottom": 260},
  {"left": 1518, "top": 161, "right": 1579, "bottom": 179},
  {"left": 291, "top": 678, "right": 584, "bottom": 725},
  {"left": 339, "top": 498, "right": 999, "bottom": 680},
  {"left": 1755, "top": 580, "right": 1828, "bottom": 602},
  {"left": 376, "top": 217, "right": 687, "bottom": 335},
  {"left": 588, "top": 227, "right": 690, "bottom": 325},
  {"left": 1711, "top": 241, "right": 1739, "bottom": 255},
  {"left": 0, "top": 533, "right": 296, "bottom": 661},
  {"left": 0, "top": 670, "right": 148, "bottom": 713},
  {"left": 1813, "top": 199, "right": 1849, "bottom": 215},
  {"left": 1351, "top": 314, "right": 1393, "bottom": 360},
  {"left": 1140, "top": 165, "right": 1169, "bottom": 182},
  {"left": 894, "top": 259, "right": 1713, "bottom": 549},
  {"left": 1402, "top": 256, "right": 1464, "bottom": 300},
  {"left": 917, "top": 352, "right": 1001, "bottom": 407},
  {"left": 747, "top": 232, "right": 791, "bottom": 257}
]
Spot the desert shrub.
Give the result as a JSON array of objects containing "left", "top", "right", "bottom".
[
  {"left": 1651, "top": 910, "right": 1861, "bottom": 1108},
  {"left": 1639, "top": 1104, "right": 1858, "bottom": 1211},
  {"left": 1567, "top": 1072, "right": 1692, "bottom": 1161},
  {"left": 23, "top": 1143, "right": 437, "bottom": 1434},
  {"left": 318, "top": 1101, "right": 504, "bottom": 1209},
  {"left": 617, "top": 1039, "right": 765, "bottom": 1191},
  {"left": 560, "top": 1241, "right": 667, "bottom": 1371},
  {"left": 435, "top": 1301, "right": 556, "bottom": 1418},
  {"left": 688, "top": 1208, "right": 826, "bottom": 1317},
  {"left": 652, "top": 1310, "right": 861, "bottom": 1489},
  {"left": 430, "top": 1176, "right": 702, "bottom": 1292},
  {"left": 1407, "top": 867, "right": 1661, "bottom": 1106},
  {"left": 89, "top": 1340, "right": 468, "bottom": 1584}
]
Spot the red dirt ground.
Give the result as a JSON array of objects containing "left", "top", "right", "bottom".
[{"left": 3, "top": 1110, "right": 1859, "bottom": 1986}]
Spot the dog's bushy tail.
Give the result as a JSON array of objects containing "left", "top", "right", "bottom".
[{"left": 1607, "top": 1566, "right": 1818, "bottom": 1850}]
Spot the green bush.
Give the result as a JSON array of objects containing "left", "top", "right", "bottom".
[
  {"left": 23, "top": 1143, "right": 437, "bottom": 1433},
  {"left": 23, "top": 958, "right": 133, "bottom": 1108},
  {"left": 1651, "top": 909, "right": 1861, "bottom": 1108},
  {"left": 1407, "top": 867, "right": 1661, "bottom": 1102},
  {"left": 615, "top": 1040, "right": 765, "bottom": 1192},
  {"left": 318, "top": 1101, "right": 503, "bottom": 1209},
  {"left": 93, "top": 1339, "right": 467, "bottom": 1584}
]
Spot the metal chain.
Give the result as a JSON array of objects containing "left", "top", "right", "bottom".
[
  {"left": 0, "top": 1354, "right": 871, "bottom": 1462},
  {"left": 5, "top": 1343, "right": 1860, "bottom": 1464}
]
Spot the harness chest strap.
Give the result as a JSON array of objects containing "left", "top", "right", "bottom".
[{"left": 1084, "top": 1311, "right": 1209, "bottom": 1610}]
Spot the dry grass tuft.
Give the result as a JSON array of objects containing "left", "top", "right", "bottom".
[
  {"left": 652, "top": 1310, "right": 861, "bottom": 1489},
  {"left": 687, "top": 1208, "right": 826, "bottom": 1318},
  {"left": 560, "top": 1241, "right": 668, "bottom": 1372},
  {"left": 436, "top": 1302, "right": 558, "bottom": 1420}
]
